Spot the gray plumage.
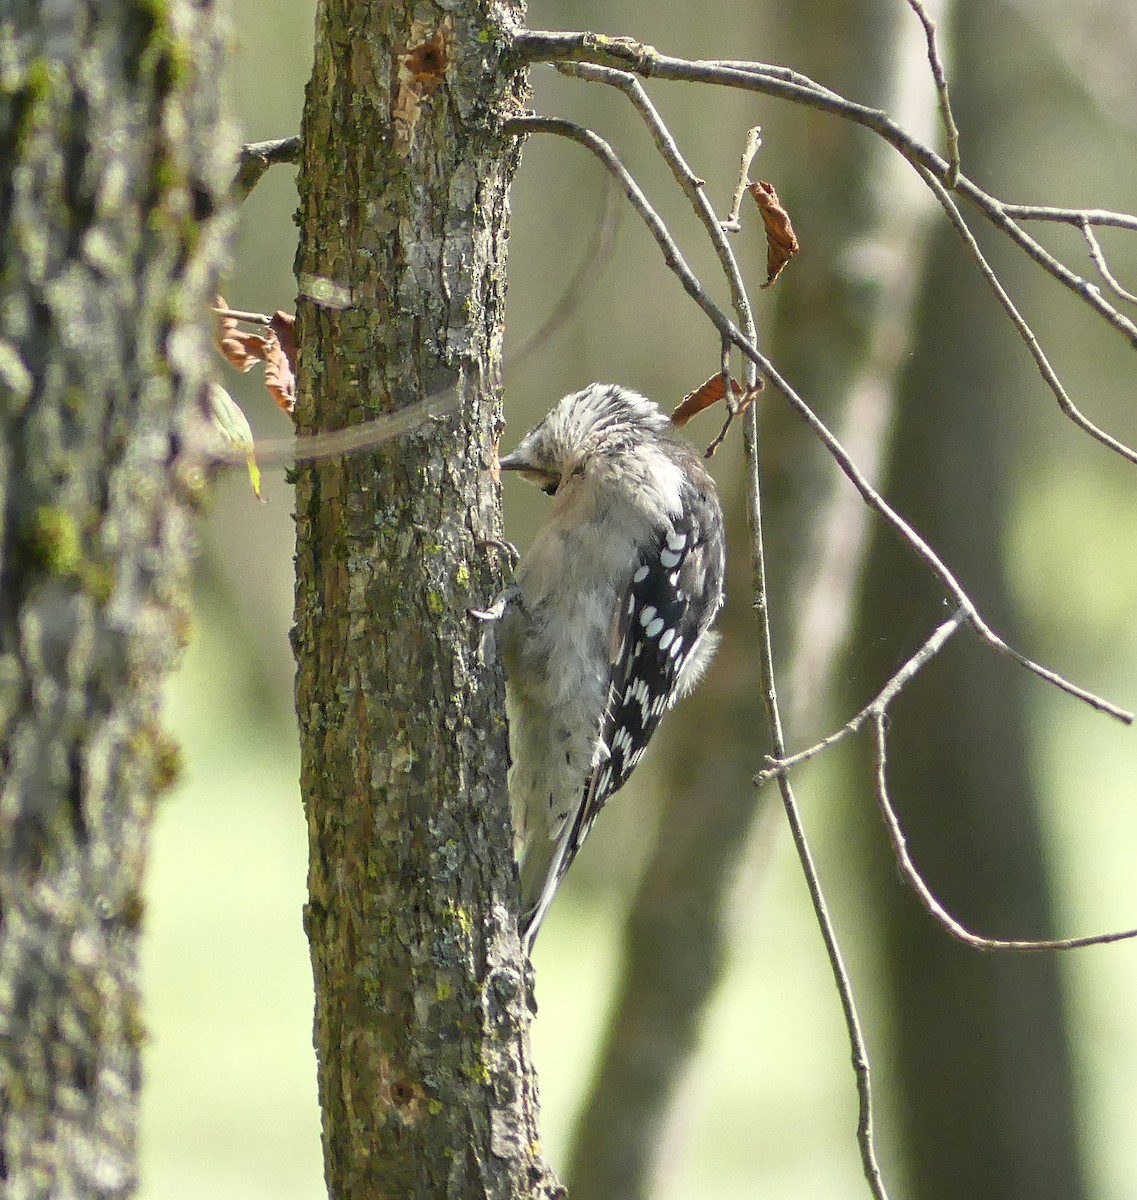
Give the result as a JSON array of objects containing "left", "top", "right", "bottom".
[{"left": 498, "top": 383, "right": 725, "bottom": 951}]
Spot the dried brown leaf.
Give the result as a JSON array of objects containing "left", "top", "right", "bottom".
[
  {"left": 671, "top": 373, "right": 743, "bottom": 427},
  {"left": 215, "top": 294, "right": 274, "bottom": 372},
  {"left": 263, "top": 329, "right": 296, "bottom": 416},
  {"left": 748, "top": 180, "right": 800, "bottom": 287},
  {"left": 269, "top": 311, "right": 296, "bottom": 375}
]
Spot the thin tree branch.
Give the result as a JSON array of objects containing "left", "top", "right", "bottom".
[
  {"left": 553, "top": 61, "right": 759, "bottom": 396},
  {"left": 510, "top": 32, "right": 1137, "bottom": 350},
  {"left": 870, "top": 715, "right": 1137, "bottom": 951},
  {"left": 720, "top": 124, "right": 763, "bottom": 232},
  {"left": 904, "top": 0, "right": 961, "bottom": 185},
  {"left": 1000, "top": 205, "right": 1137, "bottom": 231},
  {"left": 757, "top": 609, "right": 968, "bottom": 783},
  {"left": 743, "top": 404, "right": 889, "bottom": 1200},
  {"left": 952, "top": 176, "right": 1137, "bottom": 344},
  {"left": 1080, "top": 220, "right": 1137, "bottom": 306},
  {"left": 504, "top": 115, "right": 1133, "bottom": 726},
  {"left": 757, "top": 608, "right": 1137, "bottom": 953},
  {"left": 915, "top": 165, "right": 1137, "bottom": 467}
]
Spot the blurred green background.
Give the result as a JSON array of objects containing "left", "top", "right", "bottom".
[{"left": 140, "top": 1, "right": 1137, "bottom": 1198}]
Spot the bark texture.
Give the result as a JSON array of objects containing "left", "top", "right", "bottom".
[
  {"left": 0, "top": 3, "right": 230, "bottom": 1196},
  {"left": 292, "top": 4, "right": 558, "bottom": 1198}
]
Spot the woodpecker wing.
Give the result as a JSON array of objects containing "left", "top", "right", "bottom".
[{"left": 522, "top": 493, "right": 723, "bottom": 946}]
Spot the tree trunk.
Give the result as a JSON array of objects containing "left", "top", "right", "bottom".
[
  {"left": 0, "top": 3, "right": 230, "bottom": 1195},
  {"left": 292, "top": 4, "right": 558, "bottom": 1198}
]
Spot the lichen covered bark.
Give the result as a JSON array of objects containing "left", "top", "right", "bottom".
[
  {"left": 293, "top": 3, "right": 557, "bottom": 1197},
  {"left": 0, "top": 2, "right": 230, "bottom": 1194}
]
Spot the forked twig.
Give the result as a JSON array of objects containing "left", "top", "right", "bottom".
[
  {"left": 870, "top": 716, "right": 1137, "bottom": 951},
  {"left": 743, "top": 405, "right": 889, "bottom": 1200},
  {"left": 1080, "top": 220, "right": 1137, "bottom": 306},
  {"left": 904, "top": 0, "right": 960, "bottom": 185},
  {"left": 511, "top": 32, "right": 1137, "bottom": 354},
  {"left": 761, "top": 619, "right": 1137, "bottom": 952},
  {"left": 756, "top": 610, "right": 968, "bottom": 783},
  {"left": 916, "top": 166, "right": 1137, "bottom": 467}
]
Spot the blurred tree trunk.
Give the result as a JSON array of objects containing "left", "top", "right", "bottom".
[
  {"left": 847, "top": 4, "right": 1087, "bottom": 1197},
  {"left": 565, "top": 3, "right": 944, "bottom": 1197},
  {"left": 291, "top": 4, "right": 559, "bottom": 1198},
  {"left": 0, "top": 3, "right": 230, "bottom": 1195}
]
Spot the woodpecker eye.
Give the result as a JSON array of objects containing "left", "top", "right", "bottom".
[{"left": 541, "top": 481, "right": 558, "bottom": 497}]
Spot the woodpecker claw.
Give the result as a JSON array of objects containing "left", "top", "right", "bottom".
[{"left": 469, "top": 582, "right": 521, "bottom": 622}]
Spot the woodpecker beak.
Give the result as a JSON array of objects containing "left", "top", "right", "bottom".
[{"left": 498, "top": 449, "right": 559, "bottom": 496}]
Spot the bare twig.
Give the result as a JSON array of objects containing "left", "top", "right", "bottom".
[
  {"left": 553, "top": 59, "right": 759, "bottom": 446},
  {"left": 511, "top": 33, "right": 1137, "bottom": 352},
  {"left": 916, "top": 165, "right": 1137, "bottom": 467},
  {"left": 743, "top": 404, "right": 889, "bottom": 1199},
  {"left": 904, "top": 0, "right": 961, "bottom": 185},
  {"left": 758, "top": 610, "right": 1137, "bottom": 953},
  {"left": 505, "top": 114, "right": 1134, "bottom": 726},
  {"left": 720, "top": 125, "right": 763, "bottom": 232},
  {"left": 870, "top": 716, "right": 1137, "bottom": 951},
  {"left": 757, "top": 610, "right": 968, "bottom": 783},
  {"left": 213, "top": 304, "right": 275, "bottom": 326},
  {"left": 1000, "top": 205, "right": 1137, "bottom": 232},
  {"left": 233, "top": 136, "right": 301, "bottom": 199},
  {"left": 1080, "top": 220, "right": 1137, "bottom": 306},
  {"left": 953, "top": 178, "right": 1137, "bottom": 346}
]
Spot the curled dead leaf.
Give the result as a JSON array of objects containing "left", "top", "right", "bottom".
[
  {"left": 748, "top": 180, "right": 800, "bottom": 287},
  {"left": 215, "top": 294, "right": 273, "bottom": 372},
  {"left": 671, "top": 373, "right": 744, "bottom": 427},
  {"left": 213, "top": 300, "right": 297, "bottom": 419},
  {"left": 263, "top": 337, "right": 296, "bottom": 415},
  {"left": 672, "top": 372, "right": 764, "bottom": 458}
]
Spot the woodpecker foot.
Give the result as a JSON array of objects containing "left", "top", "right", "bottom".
[{"left": 470, "top": 581, "right": 520, "bottom": 622}]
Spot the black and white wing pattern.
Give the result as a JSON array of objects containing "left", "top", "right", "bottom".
[{"left": 554, "top": 489, "right": 725, "bottom": 901}]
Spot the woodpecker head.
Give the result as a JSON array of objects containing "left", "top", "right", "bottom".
[{"left": 499, "top": 383, "right": 672, "bottom": 496}]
